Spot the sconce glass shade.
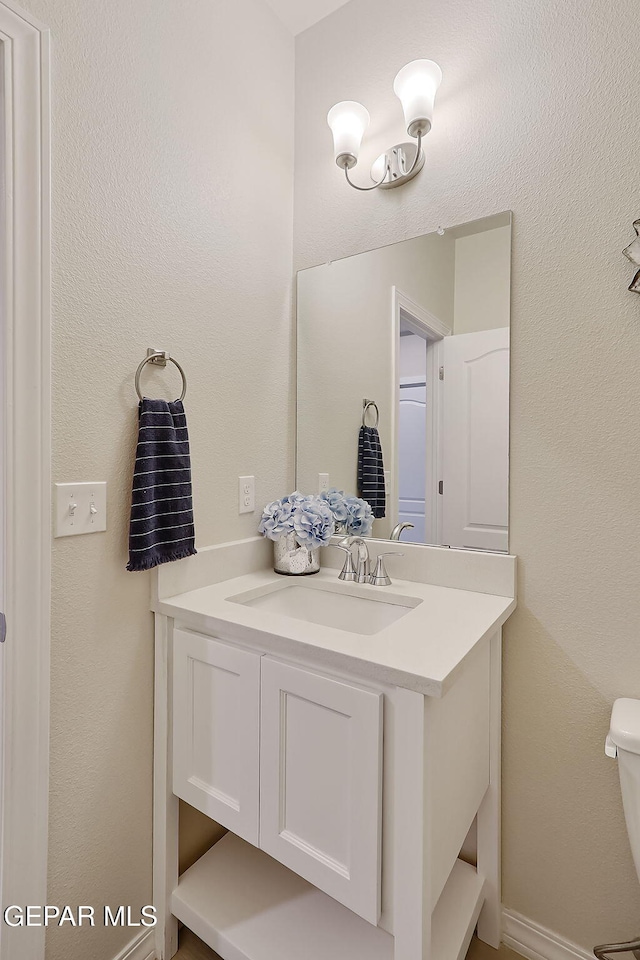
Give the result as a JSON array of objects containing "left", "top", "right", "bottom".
[
  {"left": 393, "top": 59, "right": 442, "bottom": 138},
  {"left": 327, "top": 101, "right": 370, "bottom": 170}
]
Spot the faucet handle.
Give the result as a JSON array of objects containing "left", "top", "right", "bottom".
[
  {"left": 369, "top": 552, "right": 403, "bottom": 587},
  {"left": 338, "top": 536, "right": 371, "bottom": 583},
  {"left": 329, "top": 543, "right": 357, "bottom": 582}
]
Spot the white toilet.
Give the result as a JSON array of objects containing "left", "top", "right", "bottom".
[
  {"left": 599, "top": 700, "right": 640, "bottom": 958},
  {"left": 606, "top": 698, "right": 640, "bottom": 885}
]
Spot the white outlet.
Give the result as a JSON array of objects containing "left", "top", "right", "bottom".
[
  {"left": 318, "top": 473, "right": 330, "bottom": 493},
  {"left": 55, "top": 482, "right": 107, "bottom": 537},
  {"left": 238, "top": 475, "right": 255, "bottom": 514}
]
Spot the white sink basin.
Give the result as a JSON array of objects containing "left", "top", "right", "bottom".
[{"left": 228, "top": 581, "right": 421, "bottom": 636}]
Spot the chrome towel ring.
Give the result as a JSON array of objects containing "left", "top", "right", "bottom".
[
  {"left": 135, "top": 349, "right": 187, "bottom": 402},
  {"left": 362, "top": 398, "right": 380, "bottom": 428}
]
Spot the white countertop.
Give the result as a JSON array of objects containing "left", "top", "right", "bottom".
[{"left": 153, "top": 568, "right": 516, "bottom": 696}]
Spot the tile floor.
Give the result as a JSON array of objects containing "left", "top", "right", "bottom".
[{"left": 174, "top": 926, "right": 522, "bottom": 960}]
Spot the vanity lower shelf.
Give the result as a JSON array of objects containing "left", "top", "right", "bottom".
[{"left": 171, "top": 833, "right": 485, "bottom": 960}]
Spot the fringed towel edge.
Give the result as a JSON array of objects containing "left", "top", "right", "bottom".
[{"left": 126, "top": 544, "right": 197, "bottom": 573}]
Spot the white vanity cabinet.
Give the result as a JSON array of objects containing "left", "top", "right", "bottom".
[
  {"left": 259, "top": 656, "right": 383, "bottom": 923},
  {"left": 157, "top": 614, "right": 502, "bottom": 960},
  {"left": 172, "top": 629, "right": 261, "bottom": 845},
  {"left": 172, "top": 628, "right": 383, "bottom": 923},
  {"left": 152, "top": 541, "right": 517, "bottom": 960}
]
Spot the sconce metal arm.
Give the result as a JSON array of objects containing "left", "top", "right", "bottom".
[
  {"left": 345, "top": 160, "right": 390, "bottom": 192},
  {"left": 404, "top": 130, "right": 423, "bottom": 176}
]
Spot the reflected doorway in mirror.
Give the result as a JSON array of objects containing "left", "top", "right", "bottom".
[{"left": 392, "top": 288, "right": 450, "bottom": 546}]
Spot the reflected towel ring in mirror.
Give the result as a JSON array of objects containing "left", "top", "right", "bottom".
[
  {"left": 623, "top": 219, "right": 640, "bottom": 293},
  {"left": 362, "top": 399, "right": 380, "bottom": 428},
  {"left": 135, "top": 349, "right": 187, "bottom": 402}
]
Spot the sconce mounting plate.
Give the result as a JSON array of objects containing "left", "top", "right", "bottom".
[{"left": 371, "top": 141, "right": 424, "bottom": 189}]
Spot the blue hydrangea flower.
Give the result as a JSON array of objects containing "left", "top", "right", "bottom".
[
  {"left": 344, "top": 496, "right": 374, "bottom": 536},
  {"left": 292, "top": 500, "right": 334, "bottom": 550},
  {"left": 282, "top": 490, "right": 310, "bottom": 507},
  {"left": 258, "top": 498, "right": 296, "bottom": 541},
  {"left": 319, "top": 487, "right": 349, "bottom": 524}
]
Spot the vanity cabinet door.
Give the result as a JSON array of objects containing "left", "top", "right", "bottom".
[
  {"left": 173, "top": 628, "right": 261, "bottom": 845},
  {"left": 259, "top": 657, "right": 383, "bottom": 925}
]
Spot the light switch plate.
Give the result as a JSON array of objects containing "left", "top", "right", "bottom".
[{"left": 55, "top": 482, "right": 107, "bottom": 537}]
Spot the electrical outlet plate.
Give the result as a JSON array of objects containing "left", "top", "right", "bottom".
[
  {"left": 238, "top": 476, "right": 255, "bottom": 514},
  {"left": 55, "top": 482, "right": 107, "bottom": 537},
  {"left": 318, "top": 473, "right": 330, "bottom": 493}
]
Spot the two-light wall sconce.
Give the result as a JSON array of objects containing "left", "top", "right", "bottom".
[{"left": 327, "top": 59, "right": 442, "bottom": 192}]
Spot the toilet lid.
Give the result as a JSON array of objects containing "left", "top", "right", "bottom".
[{"left": 609, "top": 699, "right": 640, "bottom": 755}]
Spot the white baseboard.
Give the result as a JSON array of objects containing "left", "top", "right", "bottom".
[
  {"left": 111, "top": 929, "right": 156, "bottom": 960},
  {"left": 502, "top": 908, "right": 594, "bottom": 960}
]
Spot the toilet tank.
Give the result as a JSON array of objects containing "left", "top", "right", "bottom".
[{"left": 608, "top": 698, "right": 640, "bottom": 884}]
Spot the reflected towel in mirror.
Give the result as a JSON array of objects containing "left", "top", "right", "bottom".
[{"left": 357, "top": 425, "right": 386, "bottom": 519}]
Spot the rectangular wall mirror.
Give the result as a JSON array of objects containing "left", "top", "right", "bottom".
[{"left": 296, "top": 211, "right": 511, "bottom": 551}]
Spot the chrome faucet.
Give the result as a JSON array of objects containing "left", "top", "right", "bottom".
[
  {"left": 336, "top": 537, "right": 404, "bottom": 586},
  {"left": 339, "top": 536, "right": 371, "bottom": 583},
  {"left": 390, "top": 521, "right": 414, "bottom": 541}
]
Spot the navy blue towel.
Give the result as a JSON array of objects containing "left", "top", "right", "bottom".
[
  {"left": 126, "top": 398, "right": 197, "bottom": 572},
  {"left": 357, "top": 425, "right": 386, "bottom": 519}
]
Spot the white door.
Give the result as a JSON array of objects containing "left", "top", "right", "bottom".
[
  {"left": 442, "top": 328, "right": 509, "bottom": 551},
  {"left": 398, "top": 384, "right": 427, "bottom": 542},
  {"left": 259, "top": 657, "right": 383, "bottom": 925},
  {"left": 0, "top": 9, "right": 50, "bottom": 960},
  {"left": 173, "top": 629, "right": 261, "bottom": 845}
]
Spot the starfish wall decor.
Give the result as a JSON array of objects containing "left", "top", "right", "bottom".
[{"left": 623, "top": 220, "right": 640, "bottom": 293}]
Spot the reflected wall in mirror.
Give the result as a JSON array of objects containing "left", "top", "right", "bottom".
[{"left": 296, "top": 212, "right": 511, "bottom": 551}]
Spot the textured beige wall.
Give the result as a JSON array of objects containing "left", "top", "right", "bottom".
[
  {"left": 454, "top": 225, "right": 511, "bottom": 334},
  {"left": 294, "top": 0, "right": 640, "bottom": 949},
  {"left": 15, "top": 2, "right": 293, "bottom": 959},
  {"left": 178, "top": 802, "right": 226, "bottom": 876}
]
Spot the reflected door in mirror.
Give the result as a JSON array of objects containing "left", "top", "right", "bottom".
[{"left": 442, "top": 328, "right": 509, "bottom": 551}]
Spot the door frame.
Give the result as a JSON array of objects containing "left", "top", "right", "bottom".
[
  {"left": 0, "top": 3, "right": 50, "bottom": 958},
  {"left": 390, "top": 287, "right": 450, "bottom": 543}
]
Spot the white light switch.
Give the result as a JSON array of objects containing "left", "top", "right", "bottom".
[
  {"left": 318, "top": 473, "right": 330, "bottom": 493},
  {"left": 55, "top": 482, "right": 107, "bottom": 537},
  {"left": 238, "top": 476, "right": 255, "bottom": 514}
]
